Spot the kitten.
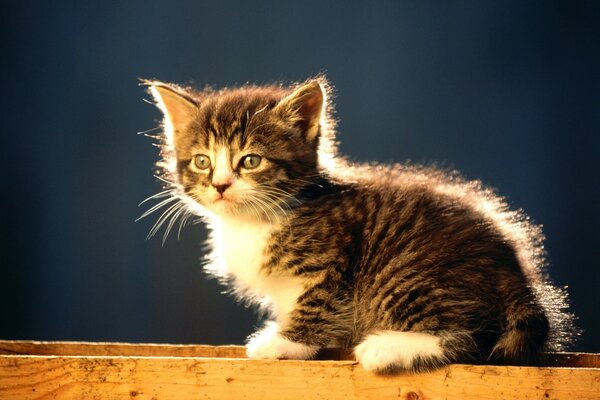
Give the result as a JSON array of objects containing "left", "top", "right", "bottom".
[{"left": 142, "top": 76, "right": 573, "bottom": 372}]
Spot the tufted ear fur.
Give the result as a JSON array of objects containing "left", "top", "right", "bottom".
[
  {"left": 274, "top": 79, "right": 325, "bottom": 141},
  {"left": 143, "top": 81, "right": 198, "bottom": 147}
]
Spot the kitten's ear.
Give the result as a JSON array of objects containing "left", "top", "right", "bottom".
[
  {"left": 274, "top": 80, "right": 325, "bottom": 141},
  {"left": 143, "top": 80, "right": 198, "bottom": 140}
]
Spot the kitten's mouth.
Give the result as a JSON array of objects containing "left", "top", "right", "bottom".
[
  {"left": 210, "top": 194, "right": 236, "bottom": 207},
  {"left": 213, "top": 194, "right": 230, "bottom": 203},
  {"left": 207, "top": 195, "right": 240, "bottom": 216}
]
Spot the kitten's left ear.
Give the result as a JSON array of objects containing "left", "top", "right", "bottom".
[{"left": 274, "top": 79, "right": 325, "bottom": 141}]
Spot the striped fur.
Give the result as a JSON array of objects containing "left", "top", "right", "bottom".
[{"left": 143, "top": 77, "right": 574, "bottom": 372}]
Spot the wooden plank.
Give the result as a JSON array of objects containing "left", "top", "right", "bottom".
[
  {"left": 544, "top": 352, "right": 600, "bottom": 368},
  {"left": 0, "top": 341, "right": 357, "bottom": 362},
  {"left": 1, "top": 355, "right": 600, "bottom": 400},
  {"left": 0, "top": 340, "right": 247, "bottom": 358},
  {"left": 1, "top": 341, "right": 599, "bottom": 399},
  {"left": 1, "top": 341, "right": 598, "bottom": 367}
]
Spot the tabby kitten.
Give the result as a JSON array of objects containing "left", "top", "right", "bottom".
[{"left": 143, "top": 77, "right": 572, "bottom": 372}]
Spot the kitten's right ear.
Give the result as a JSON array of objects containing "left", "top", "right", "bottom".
[{"left": 142, "top": 80, "right": 198, "bottom": 141}]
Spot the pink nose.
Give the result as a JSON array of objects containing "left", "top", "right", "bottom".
[{"left": 212, "top": 183, "right": 231, "bottom": 194}]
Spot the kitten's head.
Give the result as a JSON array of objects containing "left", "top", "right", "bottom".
[{"left": 145, "top": 77, "right": 334, "bottom": 220}]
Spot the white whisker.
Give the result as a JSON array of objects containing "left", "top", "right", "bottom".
[
  {"left": 177, "top": 212, "right": 195, "bottom": 240},
  {"left": 257, "top": 189, "right": 300, "bottom": 207},
  {"left": 147, "top": 202, "right": 184, "bottom": 241},
  {"left": 138, "top": 189, "right": 175, "bottom": 206},
  {"left": 241, "top": 197, "right": 263, "bottom": 222},
  {"left": 248, "top": 194, "right": 275, "bottom": 224},
  {"left": 153, "top": 174, "right": 176, "bottom": 185},
  {"left": 137, "top": 126, "right": 161, "bottom": 135},
  {"left": 252, "top": 192, "right": 290, "bottom": 217},
  {"left": 136, "top": 196, "right": 179, "bottom": 221},
  {"left": 163, "top": 205, "right": 187, "bottom": 245}
]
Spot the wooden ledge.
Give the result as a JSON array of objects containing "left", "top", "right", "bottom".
[{"left": 1, "top": 340, "right": 599, "bottom": 399}]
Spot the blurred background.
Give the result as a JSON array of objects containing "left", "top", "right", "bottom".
[{"left": 2, "top": 1, "right": 598, "bottom": 351}]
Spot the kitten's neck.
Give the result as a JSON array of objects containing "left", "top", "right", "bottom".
[{"left": 215, "top": 211, "right": 284, "bottom": 227}]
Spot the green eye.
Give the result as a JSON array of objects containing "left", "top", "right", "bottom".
[
  {"left": 193, "top": 154, "right": 211, "bottom": 170},
  {"left": 241, "top": 154, "right": 262, "bottom": 170}
]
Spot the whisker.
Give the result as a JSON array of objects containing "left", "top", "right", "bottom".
[
  {"left": 136, "top": 196, "right": 179, "bottom": 221},
  {"left": 253, "top": 184, "right": 295, "bottom": 196},
  {"left": 147, "top": 202, "right": 182, "bottom": 238},
  {"left": 259, "top": 193, "right": 287, "bottom": 220},
  {"left": 137, "top": 126, "right": 161, "bottom": 135},
  {"left": 177, "top": 212, "right": 195, "bottom": 240},
  {"left": 163, "top": 205, "right": 187, "bottom": 245},
  {"left": 138, "top": 189, "right": 175, "bottom": 206},
  {"left": 252, "top": 192, "right": 290, "bottom": 217},
  {"left": 246, "top": 192, "right": 294, "bottom": 238},
  {"left": 147, "top": 202, "right": 183, "bottom": 241},
  {"left": 239, "top": 198, "right": 255, "bottom": 220},
  {"left": 247, "top": 194, "right": 274, "bottom": 224},
  {"left": 251, "top": 184, "right": 302, "bottom": 203},
  {"left": 291, "top": 176, "right": 325, "bottom": 188},
  {"left": 253, "top": 187, "right": 301, "bottom": 207},
  {"left": 251, "top": 187, "right": 297, "bottom": 209},
  {"left": 241, "top": 197, "right": 263, "bottom": 222},
  {"left": 154, "top": 174, "right": 176, "bottom": 185}
]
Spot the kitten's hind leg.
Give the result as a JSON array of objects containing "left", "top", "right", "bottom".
[{"left": 354, "top": 330, "right": 472, "bottom": 373}]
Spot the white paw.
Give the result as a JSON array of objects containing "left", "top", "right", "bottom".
[
  {"left": 246, "top": 322, "right": 319, "bottom": 360},
  {"left": 354, "top": 331, "right": 445, "bottom": 372}
]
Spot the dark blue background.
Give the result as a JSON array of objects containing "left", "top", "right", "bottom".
[{"left": 2, "top": 1, "right": 598, "bottom": 351}]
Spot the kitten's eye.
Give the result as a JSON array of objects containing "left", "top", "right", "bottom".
[
  {"left": 193, "top": 154, "right": 211, "bottom": 170},
  {"left": 241, "top": 154, "right": 262, "bottom": 170}
]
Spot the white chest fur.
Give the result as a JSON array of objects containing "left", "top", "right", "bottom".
[{"left": 207, "top": 217, "right": 304, "bottom": 322}]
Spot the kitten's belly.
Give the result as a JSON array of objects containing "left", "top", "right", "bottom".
[{"left": 211, "top": 218, "right": 304, "bottom": 321}]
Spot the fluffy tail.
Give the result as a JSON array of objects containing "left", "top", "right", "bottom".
[{"left": 490, "top": 287, "right": 549, "bottom": 364}]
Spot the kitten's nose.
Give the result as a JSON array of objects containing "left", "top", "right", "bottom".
[{"left": 212, "top": 183, "right": 231, "bottom": 195}]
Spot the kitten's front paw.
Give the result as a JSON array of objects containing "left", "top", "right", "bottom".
[{"left": 246, "top": 322, "right": 318, "bottom": 360}]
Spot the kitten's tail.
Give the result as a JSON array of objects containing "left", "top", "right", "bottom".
[{"left": 490, "top": 285, "right": 549, "bottom": 364}]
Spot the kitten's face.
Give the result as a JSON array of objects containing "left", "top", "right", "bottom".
[{"left": 149, "top": 81, "right": 325, "bottom": 220}]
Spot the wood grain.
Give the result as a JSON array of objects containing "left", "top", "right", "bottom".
[
  {"left": 0, "top": 340, "right": 247, "bottom": 358},
  {"left": 1, "top": 341, "right": 599, "bottom": 400}
]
